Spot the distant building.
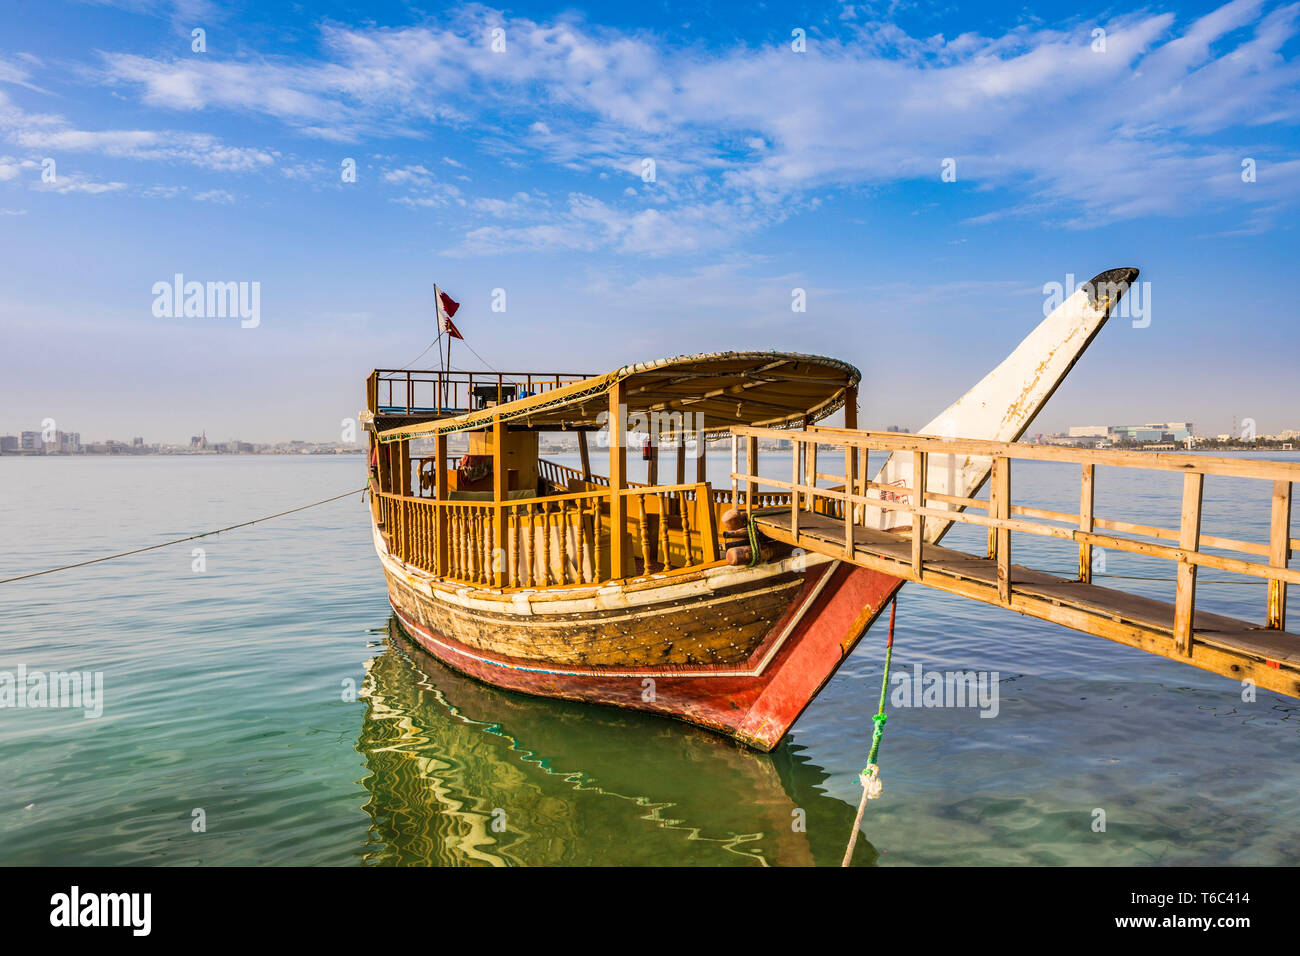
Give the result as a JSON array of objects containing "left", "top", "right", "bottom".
[
  {"left": 45, "top": 430, "right": 81, "bottom": 454},
  {"left": 20, "top": 431, "right": 43, "bottom": 453},
  {"left": 0, "top": 435, "right": 17, "bottom": 453},
  {"left": 1069, "top": 422, "right": 1194, "bottom": 444}
]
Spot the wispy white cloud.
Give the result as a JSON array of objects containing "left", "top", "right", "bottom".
[
  {"left": 33, "top": 171, "right": 128, "bottom": 194},
  {"left": 193, "top": 187, "right": 235, "bottom": 202},
  {"left": 0, "top": 87, "right": 275, "bottom": 176},
  {"left": 29, "top": 2, "right": 1300, "bottom": 246}
]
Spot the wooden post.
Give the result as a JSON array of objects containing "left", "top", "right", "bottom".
[
  {"left": 803, "top": 415, "right": 816, "bottom": 510},
  {"left": 1172, "top": 471, "right": 1204, "bottom": 656},
  {"left": 986, "top": 457, "right": 998, "bottom": 560},
  {"left": 434, "top": 432, "right": 448, "bottom": 577},
  {"left": 377, "top": 438, "right": 392, "bottom": 496},
  {"left": 746, "top": 435, "right": 758, "bottom": 510},
  {"left": 856, "top": 448, "right": 869, "bottom": 525},
  {"left": 696, "top": 434, "right": 707, "bottom": 484},
  {"left": 843, "top": 440, "right": 854, "bottom": 557},
  {"left": 699, "top": 493, "right": 719, "bottom": 563},
  {"left": 993, "top": 456, "right": 1011, "bottom": 604},
  {"left": 676, "top": 437, "right": 686, "bottom": 487},
  {"left": 492, "top": 417, "right": 507, "bottom": 588},
  {"left": 608, "top": 382, "right": 627, "bottom": 579},
  {"left": 730, "top": 435, "right": 739, "bottom": 505},
  {"left": 844, "top": 385, "right": 859, "bottom": 525},
  {"left": 1268, "top": 480, "right": 1292, "bottom": 630},
  {"left": 578, "top": 430, "right": 592, "bottom": 482},
  {"left": 398, "top": 440, "right": 412, "bottom": 496},
  {"left": 1078, "top": 463, "right": 1095, "bottom": 584},
  {"left": 790, "top": 437, "right": 800, "bottom": 540},
  {"left": 912, "top": 450, "right": 927, "bottom": 578},
  {"left": 647, "top": 430, "right": 660, "bottom": 486}
]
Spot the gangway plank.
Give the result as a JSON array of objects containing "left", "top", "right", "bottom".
[{"left": 734, "top": 425, "right": 1300, "bottom": 699}]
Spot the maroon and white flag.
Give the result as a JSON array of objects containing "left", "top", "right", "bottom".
[{"left": 436, "top": 288, "right": 462, "bottom": 339}]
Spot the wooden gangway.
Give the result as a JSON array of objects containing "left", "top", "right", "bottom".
[{"left": 732, "top": 426, "right": 1300, "bottom": 698}]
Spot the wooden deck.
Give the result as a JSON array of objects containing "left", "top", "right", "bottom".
[{"left": 754, "top": 509, "right": 1300, "bottom": 697}]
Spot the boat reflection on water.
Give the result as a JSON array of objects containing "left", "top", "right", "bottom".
[{"left": 356, "top": 616, "right": 877, "bottom": 866}]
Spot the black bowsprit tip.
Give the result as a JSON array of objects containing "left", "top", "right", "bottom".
[{"left": 1084, "top": 267, "right": 1140, "bottom": 313}]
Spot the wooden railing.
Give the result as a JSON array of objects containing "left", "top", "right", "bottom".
[
  {"left": 720, "top": 488, "right": 794, "bottom": 508},
  {"left": 504, "top": 491, "right": 609, "bottom": 587},
  {"left": 538, "top": 457, "right": 787, "bottom": 507},
  {"left": 623, "top": 483, "right": 719, "bottom": 573},
  {"left": 538, "top": 457, "right": 646, "bottom": 491},
  {"left": 367, "top": 369, "right": 589, "bottom": 418},
  {"left": 376, "top": 481, "right": 720, "bottom": 588},
  {"left": 731, "top": 426, "right": 1300, "bottom": 645}
]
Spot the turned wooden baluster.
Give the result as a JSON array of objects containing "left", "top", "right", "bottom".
[
  {"left": 637, "top": 493, "right": 651, "bottom": 573},
  {"left": 508, "top": 507, "right": 518, "bottom": 587},
  {"left": 678, "top": 490, "right": 693, "bottom": 565},
  {"left": 541, "top": 504, "right": 550, "bottom": 587},
  {"left": 591, "top": 499, "right": 602, "bottom": 584},
  {"left": 472, "top": 509, "right": 482, "bottom": 583},
  {"left": 658, "top": 493, "right": 672, "bottom": 571},
  {"left": 557, "top": 501, "right": 569, "bottom": 584},
  {"left": 578, "top": 499, "right": 590, "bottom": 583}
]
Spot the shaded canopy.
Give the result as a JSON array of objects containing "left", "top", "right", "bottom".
[{"left": 376, "top": 351, "right": 860, "bottom": 443}]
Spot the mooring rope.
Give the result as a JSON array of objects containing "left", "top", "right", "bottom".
[
  {"left": 745, "top": 512, "right": 762, "bottom": 568},
  {"left": 842, "top": 593, "right": 897, "bottom": 867},
  {"left": 0, "top": 487, "right": 366, "bottom": 585}
]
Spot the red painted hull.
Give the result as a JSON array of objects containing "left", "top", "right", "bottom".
[{"left": 390, "top": 561, "right": 904, "bottom": 751}]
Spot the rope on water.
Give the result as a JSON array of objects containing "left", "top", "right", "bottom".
[
  {"left": 842, "top": 593, "right": 896, "bottom": 867},
  {"left": 0, "top": 487, "right": 366, "bottom": 585}
]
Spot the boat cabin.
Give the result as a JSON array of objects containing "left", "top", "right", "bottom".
[{"left": 362, "top": 353, "right": 860, "bottom": 589}]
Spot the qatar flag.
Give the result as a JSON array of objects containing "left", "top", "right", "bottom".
[{"left": 437, "top": 288, "right": 462, "bottom": 339}]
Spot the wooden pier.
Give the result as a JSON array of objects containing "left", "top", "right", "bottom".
[{"left": 732, "top": 426, "right": 1300, "bottom": 698}]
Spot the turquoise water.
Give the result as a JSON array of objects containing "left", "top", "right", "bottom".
[{"left": 1, "top": 453, "right": 1297, "bottom": 866}]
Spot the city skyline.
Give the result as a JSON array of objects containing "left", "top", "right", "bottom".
[
  {"left": 6, "top": 414, "right": 1299, "bottom": 452},
  {"left": 2, "top": 0, "right": 1298, "bottom": 442}
]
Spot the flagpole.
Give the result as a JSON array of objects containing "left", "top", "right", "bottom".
[
  {"left": 434, "top": 283, "right": 444, "bottom": 375},
  {"left": 438, "top": 282, "right": 454, "bottom": 373}
]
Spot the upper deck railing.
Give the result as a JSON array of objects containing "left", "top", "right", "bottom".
[
  {"left": 374, "top": 481, "right": 721, "bottom": 588},
  {"left": 367, "top": 369, "right": 591, "bottom": 418}
]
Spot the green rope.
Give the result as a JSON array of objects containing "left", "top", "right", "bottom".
[
  {"left": 865, "top": 595, "right": 896, "bottom": 769},
  {"left": 745, "top": 513, "right": 761, "bottom": 568},
  {"left": 842, "top": 594, "right": 897, "bottom": 867},
  {"left": 866, "top": 638, "right": 893, "bottom": 767}
]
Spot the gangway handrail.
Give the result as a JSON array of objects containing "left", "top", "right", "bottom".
[{"left": 730, "top": 426, "right": 1298, "bottom": 652}]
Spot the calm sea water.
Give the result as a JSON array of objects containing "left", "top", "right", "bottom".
[{"left": 1, "top": 452, "right": 1298, "bottom": 866}]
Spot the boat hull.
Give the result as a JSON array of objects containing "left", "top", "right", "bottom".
[{"left": 378, "top": 530, "right": 902, "bottom": 750}]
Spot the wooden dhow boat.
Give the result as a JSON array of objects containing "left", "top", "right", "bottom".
[{"left": 362, "top": 268, "right": 1139, "bottom": 750}]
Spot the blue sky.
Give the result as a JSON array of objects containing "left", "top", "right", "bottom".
[{"left": 1, "top": 0, "right": 1297, "bottom": 443}]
